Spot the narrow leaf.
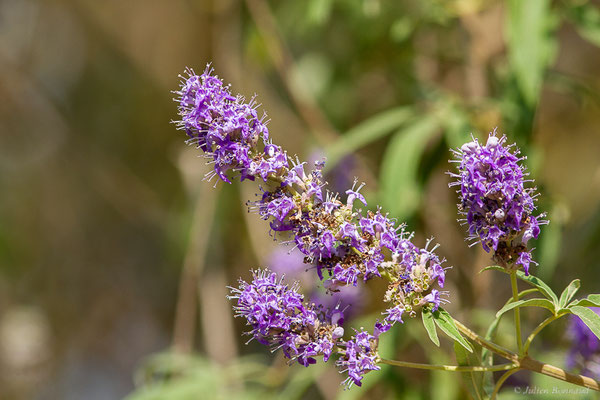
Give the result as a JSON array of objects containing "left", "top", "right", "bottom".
[
  {"left": 433, "top": 308, "right": 473, "bottom": 353},
  {"left": 495, "top": 298, "right": 555, "bottom": 319},
  {"left": 559, "top": 279, "right": 581, "bottom": 308},
  {"left": 326, "top": 106, "right": 414, "bottom": 167},
  {"left": 516, "top": 271, "right": 559, "bottom": 306},
  {"left": 422, "top": 308, "right": 440, "bottom": 347},
  {"left": 570, "top": 294, "right": 600, "bottom": 308},
  {"left": 379, "top": 115, "right": 440, "bottom": 219},
  {"left": 506, "top": 0, "right": 558, "bottom": 105},
  {"left": 570, "top": 306, "right": 600, "bottom": 341}
]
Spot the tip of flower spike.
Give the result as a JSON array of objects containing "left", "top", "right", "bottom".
[{"left": 450, "top": 129, "right": 546, "bottom": 276}]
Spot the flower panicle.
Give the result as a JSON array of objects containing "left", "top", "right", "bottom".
[
  {"left": 449, "top": 130, "right": 548, "bottom": 275},
  {"left": 175, "top": 66, "right": 448, "bottom": 300},
  {"left": 228, "top": 269, "right": 344, "bottom": 366},
  {"left": 176, "top": 66, "right": 449, "bottom": 386}
]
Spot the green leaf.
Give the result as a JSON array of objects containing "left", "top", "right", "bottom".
[
  {"left": 379, "top": 115, "right": 440, "bottom": 219},
  {"left": 422, "top": 308, "right": 440, "bottom": 347},
  {"left": 454, "top": 342, "right": 489, "bottom": 400},
  {"left": 325, "top": 106, "right": 414, "bottom": 167},
  {"left": 570, "top": 306, "right": 600, "bottom": 341},
  {"left": 495, "top": 298, "right": 555, "bottom": 319},
  {"left": 515, "top": 271, "right": 559, "bottom": 306},
  {"left": 570, "top": 294, "right": 600, "bottom": 308},
  {"left": 433, "top": 308, "right": 473, "bottom": 353},
  {"left": 505, "top": 0, "right": 558, "bottom": 105},
  {"left": 558, "top": 279, "right": 580, "bottom": 308},
  {"left": 566, "top": 4, "right": 600, "bottom": 48}
]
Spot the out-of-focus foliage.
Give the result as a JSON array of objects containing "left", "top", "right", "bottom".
[{"left": 2, "top": 0, "right": 600, "bottom": 399}]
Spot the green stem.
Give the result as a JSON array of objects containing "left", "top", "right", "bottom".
[
  {"left": 453, "top": 318, "right": 519, "bottom": 362},
  {"left": 510, "top": 271, "right": 523, "bottom": 354},
  {"left": 523, "top": 314, "right": 561, "bottom": 355},
  {"left": 491, "top": 368, "right": 521, "bottom": 400},
  {"left": 453, "top": 317, "right": 600, "bottom": 391},
  {"left": 379, "top": 359, "right": 518, "bottom": 372}
]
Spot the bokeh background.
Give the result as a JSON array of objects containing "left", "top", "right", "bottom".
[{"left": 1, "top": 0, "right": 600, "bottom": 399}]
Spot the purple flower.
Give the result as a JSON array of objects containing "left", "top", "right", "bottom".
[
  {"left": 384, "top": 305, "right": 404, "bottom": 324},
  {"left": 174, "top": 66, "right": 273, "bottom": 184},
  {"left": 449, "top": 130, "right": 547, "bottom": 275},
  {"left": 176, "top": 66, "right": 452, "bottom": 387},
  {"left": 228, "top": 269, "right": 344, "bottom": 367},
  {"left": 423, "top": 290, "right": 441, "bottom": 311},
  {"left": 337, "top": 327, "right": 382, "bottom": 387},
  {"left": 346, "top": 180, "right": 367, "bottom": 208},
  {"left": 567, "top": 307, "right": 600, "bottom": 378}
]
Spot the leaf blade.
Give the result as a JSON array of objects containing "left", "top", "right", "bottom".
[
  {"left": 422, "top": 308, "right": 440, "bottom": 347},
  {"left": 433, "top": 308, "right": 473, "bottom": 353},
  {"left": 559, "top": 279, "right": 581, "bottom": 308},
  {"left": 570, "top": 294, "right": 600, "bottom": 308},
  {"left": 379, "top": 115, "right": 440, "bottom": 220},
  {"left": 505, "top": 0, "right": 558, "bottom": 105},
  {"left": 516, "top": 271, "right": 559, "bottom": 306},
  {"left": 495, "top": 298, "right": 555, "bottom": 319},
  {"left": 325, "top": 106, "right": 414, "bottom": 167},
  {"left": 570, "top": 306, "right": 600, "bottom": 341}
]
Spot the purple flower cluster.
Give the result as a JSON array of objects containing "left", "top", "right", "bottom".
[
  {"left": 175, "top": 66, "right": 284, "bottom": 184},
  {"left": 229, "top": 269, "right": 344, "bottom": 367},
  {"left": 567, "top": 308, "right": 600, "bottom": 378},
  {"left": 381, "top": 237, "right": 448, "bottom": 327},
  {"left": 176, "top": 66, "right": 449, "bottom": 386},
  {"left": 175, "top": 66, "right": 447, "bottom": 304},
  {"left": 336, "top": 328, "right": 382, "bottom": 387},
  {"left": 449, "top": 131, "right": 546, "bottom": 275}
]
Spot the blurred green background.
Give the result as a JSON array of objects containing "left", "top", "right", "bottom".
[{"left": 1, "top": 0, "right": 600, "bottom": 399}]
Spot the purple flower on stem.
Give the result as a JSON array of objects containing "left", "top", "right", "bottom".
[
  {"left": 228, "top": 269, "right": 344, "bottom": 367},
  {"left": 337, "top": 328, "right": 382, "bottom": 387},
  {"left": 176, "top": 66, "right": 451, "bottom": 386},
  {"left": 449, "top": 130, "right": 547, "bottom": 275}
]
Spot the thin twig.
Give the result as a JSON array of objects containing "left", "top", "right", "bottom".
[
  {"left": 453, "top": 317, "right": 600, "bottom": 391},
  {"left": 523, "top": 314, "right": 560, "bottom": 355},
  {"left": 491, "top": 368, "right": 521, "bottom": 400},
  {"left": 380, "top": 359, "right": 518, "bottom": 372},
  {"left": 453, "top": 318, "right": 519, "bottom": 362},
  {"left": 510, "top": 271, "right": 523, "bottom": 354}
]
